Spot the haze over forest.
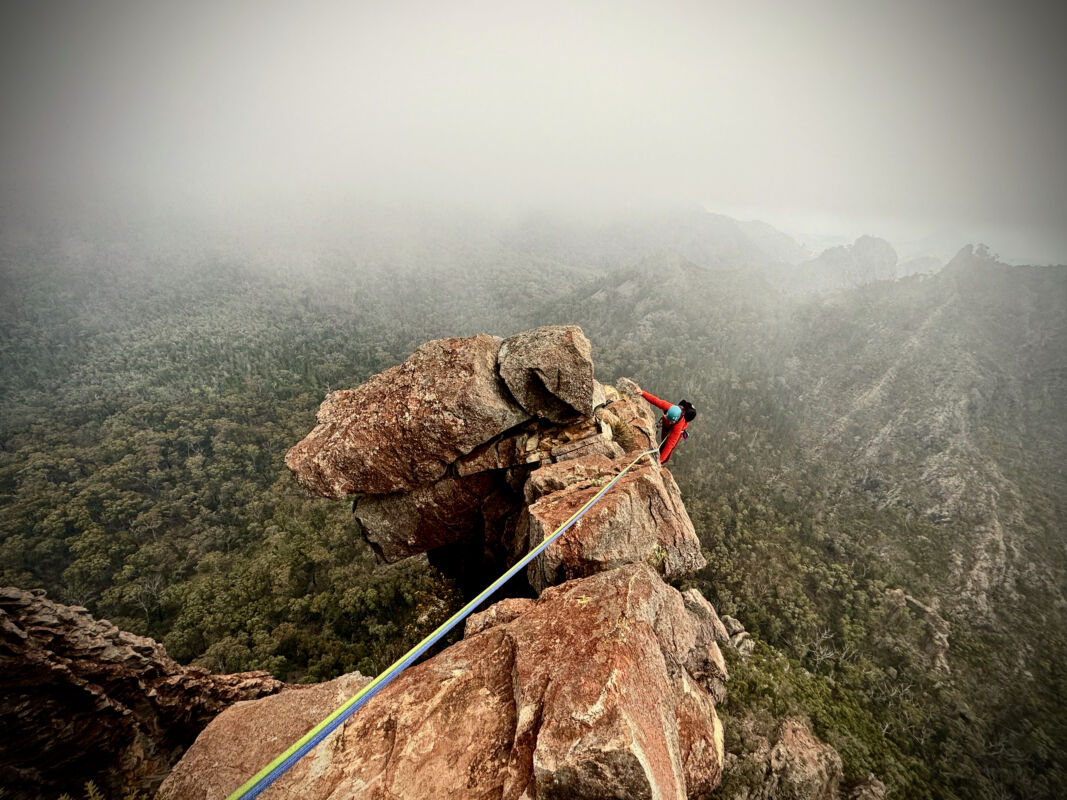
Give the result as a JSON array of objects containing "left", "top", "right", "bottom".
[
  {"left": 2, "top": 0, "right": 1066, "bottom": 264},
  {"left": 2, "top": 3, "right": 1066, "bottom": 800}
]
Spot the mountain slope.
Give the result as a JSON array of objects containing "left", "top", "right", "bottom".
[{"left": 528, "top": 245, "right": 1066, "bottom": 798}]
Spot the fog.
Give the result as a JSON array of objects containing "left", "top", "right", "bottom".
[{"left": 2, "top": 0, "right": 1066, "bottom": 263}]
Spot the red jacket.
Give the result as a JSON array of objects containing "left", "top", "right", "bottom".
[{"left": 641, "top": 391, "right": 687, "bottom": 464}]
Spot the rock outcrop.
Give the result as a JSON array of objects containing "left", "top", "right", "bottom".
[
  {"left": 0, "top": 587, "right": 284, "bottom": 799},
  {"left": 160, "top": 325, "right": 727, "bottom": 799},
  {"left": 168, "top": 324, "right": 886, "bottom": 799},
  {"left": 160, "top": 565, "right": 727, "bottom": 800},
  {"left": 722, "top": 614, "right": 757, "bottom": 658},
  {"left": 286, "top": 325, "right": 705, "bottom": 589}
]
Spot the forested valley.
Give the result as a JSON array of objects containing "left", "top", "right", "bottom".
[{"left": 2, "top": 224, "right": 1064, "bottom": 799}]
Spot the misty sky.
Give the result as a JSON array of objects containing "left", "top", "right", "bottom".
[{"left": 2, "top": 0, "right": 1066, "bottom": 263}]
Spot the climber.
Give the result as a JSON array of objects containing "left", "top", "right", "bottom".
[{"left": 631, "top": 385, "right": 696, "bottom": 464}]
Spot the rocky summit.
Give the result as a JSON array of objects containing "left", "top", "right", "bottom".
[
  {"left": 161, "top": 325, "right": 736, "bottom": 799},
  {"left": 285, "top": 324, "right": 706, "bottom": 589},
  {"left": 10, "top": 323, "right": 856, "bottom": 800}
]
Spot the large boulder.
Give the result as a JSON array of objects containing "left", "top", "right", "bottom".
[
  {"left": 0, "top": 588, "right": 284, "bottom": 799},
  {"left": 285, "top": 334, "right": 530, "bottom": 499},
  {"left": 515, "top": 454, "right": 706, "bottom": 592},
  {"left": 284, "top": 328, "right": 626, "bottom": 566},
  {"left": 158, "top": 565, "right": 727, "bottom": 800},
  {"left": 497, "top": 325, "right": 596, "bottom": 422}
]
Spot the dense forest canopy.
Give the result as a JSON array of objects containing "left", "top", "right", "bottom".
[{"left": 1, "top": 222, "right": 1064, "bottom": 799}]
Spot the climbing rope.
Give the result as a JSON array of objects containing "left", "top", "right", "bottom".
[{"left": 226, "top": 441, "right": 664, "bottom": 800}]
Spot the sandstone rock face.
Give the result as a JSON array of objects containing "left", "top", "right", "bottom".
[
  {"left": 157, "top": 565, "right": 725, "bottom": 800},
  {"left": 681, "top": 589, "right": 730, "bottom": 702},
  {"left": 0, "top": 587, "right": 284, "bottom": 799},
  {"left": 285, "top": 333, "right": 530, "bottom": 499},
  {"left": 683, "top": 588, "right": 731, "bottom": 647},
  {"left": 157, "top": 674, "right": 370, "bottom": 800},
  {"left": 285, "top": 327, "right": 619, "bottom": 564},
  {"left": 515, "top": 454, "right": 706, "bottom": 592},
  {"left": 213, "top": 327, "right": 740, "bottom": 800},
  {"left": 497, "top": 325, "right": 595, "bottom": 421}
]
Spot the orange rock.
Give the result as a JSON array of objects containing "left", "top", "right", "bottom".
[
  {"left": 158, "top": 565, "right": 726, "bottom": 800},
  {"left": 517, "top": 455, "right": 706, "bottom": 592},
  {"left": 285, "top": 334, "right": 530, "bottom": 499}
]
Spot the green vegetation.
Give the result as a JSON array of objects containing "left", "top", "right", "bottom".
[{"left": 1, "top": 237, "right": 1064, "bottom": 798}]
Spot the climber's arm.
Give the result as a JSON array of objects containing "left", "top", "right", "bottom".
[{"left": 640, "top": 390, "right": 672, "bottom": 412}]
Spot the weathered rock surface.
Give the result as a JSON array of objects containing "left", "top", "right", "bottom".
[
  {"left": 353, "top": 473, "right": 499, "bottom": 562},
  {"left": 286, "top": 327, "right": 625, "bottom": 566},
  {"left": 764, "top": 718, "right": 843, "bottom": 800},
  {"left": 0, "top": 587, "right": 284, "bottom": 799},
  {"left": 844, "top": 774, "right": 888, "bottom": 800},
  {"left": 516, "top": 453, "right": 706, "bottom": 592},
  {"left": 720, "top": 715, "right": 843, "bottom": 800},
  {"left": 681, "top": 588, "right": 731, "bottom": 702},
  {"left": 285, "top": 333, "right": 530, "bottom": 498},
  {"left": 157, "top": 674, "right": 370, "bottom": 800},
  {"left": 720, "top": 615, "right": 756, "bottom": 658},
  {"left": 233, "top": 326, "right": 737, "bottom": 799},
  {"left": 159, "top": 565, "right": 727, "bottom": 800},
  {"left": 497, "top": 325, "right": 596, "bottom": 421}
]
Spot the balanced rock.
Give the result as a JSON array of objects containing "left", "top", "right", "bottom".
[
  {"left": 159, "top": 565, "right": 727, "bottom": 800},
  {"left": 497, "top": 325, "right": 596, "bottom": 422}
]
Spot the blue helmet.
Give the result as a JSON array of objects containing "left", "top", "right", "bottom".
[{"left": 665, "top": 405, "right": 683, "bottom": 423}]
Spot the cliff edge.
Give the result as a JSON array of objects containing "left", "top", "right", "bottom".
[{"left": 0, "top": 587, "right": 285, "bottom": 798}]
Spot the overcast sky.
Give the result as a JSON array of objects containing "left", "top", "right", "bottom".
[{"left": 2, "top": 0, "right": 1065, "bottom": 262}]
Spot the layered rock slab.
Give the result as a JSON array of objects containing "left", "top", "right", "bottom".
[
  {"left": 285, "top": 333, "right": 531, "bottom": 499},
  {"left": 516, "top": 454, "right": 706, "bottom": 592},
  {"left": 0, "top": 587, "right": 284, "bottom": 799},
  {"left": 285, "top": 327, "right": 619, "bottom": 565},
  {"left": 158, "top": 565, "right": 727, "bottom": 800}
]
